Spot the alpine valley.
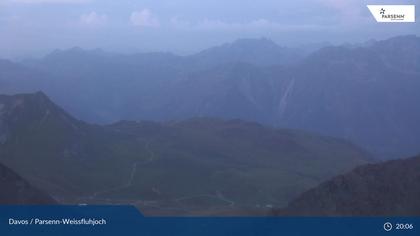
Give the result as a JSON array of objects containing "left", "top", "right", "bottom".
[
  {"left": 1, "top": 35, "right": 419, "bottom": 216},
  {"left": 0, "top": 92, "right": 371, "bottom": 215}
]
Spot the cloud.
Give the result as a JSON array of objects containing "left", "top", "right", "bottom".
[
  {"left": 170, "top": 17, "right": 331, "bottom": 31},
  {"left": 169, "top": 17, "right": 192, "bottom": 29},
  {"left": 9, "top": 0, "right": 91, "bottom": 3},
  {"left": 80, "top": 11, "right": 107, "bottom": 26},
  {"left": 130, "top": 9, "right": 160, "bottom": 28}
]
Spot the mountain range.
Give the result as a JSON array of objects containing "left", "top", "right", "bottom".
[
  {"left": 0, "top": 92, "right": 371, "bottom": 215},
  {"left": 1, "top": 35, "right": 419, "bottom": 159}
]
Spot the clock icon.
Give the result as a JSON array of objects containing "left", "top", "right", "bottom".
[{"left": 384, "top": 222, "right": 393, "bottom": 232}]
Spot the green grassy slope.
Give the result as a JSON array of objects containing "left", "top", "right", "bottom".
[{"left": 0, "top": 92, "right": 372, "bottom": 215}]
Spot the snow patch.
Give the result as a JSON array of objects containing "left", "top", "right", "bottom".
[{"left": 278, "top": 78, "right": 295, "bottom": 118}]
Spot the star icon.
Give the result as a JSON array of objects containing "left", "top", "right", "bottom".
[{"left": 380, "top": 8, "right": 386, "bottom": 15}]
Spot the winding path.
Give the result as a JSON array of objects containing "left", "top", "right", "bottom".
[{"left": 79, "top": 138, "right": 157, "bottom": 201}]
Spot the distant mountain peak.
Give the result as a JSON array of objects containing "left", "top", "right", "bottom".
[
  {"left": 383, "top": 34, "right": 419, "bottom": 41},
  {"left": 33, "top": 90, "right": 50, "bottom": 100},
  {"left": 192, "top": 37, "right": 302, "bottom": 67},
  {"left": 45, "top": 47, "right": 106, "bottom": 60},
  {"left": 0, "top": 91, "right": 53, "bottom": 109},
  {"left": 228, "top": 37, "right": 280, "bottom": 48},
  {"left": 0, "top": 92, "right": 81, "bottom": 133},
  {"left": 370, "top": 35, "right": 420, "bottom": 50},
  {"left": 206, "top": 38, "right": 282, "bottom": 53}
]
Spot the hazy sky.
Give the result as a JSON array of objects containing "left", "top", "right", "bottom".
[{"left": 0, "top": 0, "right": 419, "bottom": 58}]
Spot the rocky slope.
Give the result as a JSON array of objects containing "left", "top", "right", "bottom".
[
  {"left": 276, "top": 155, "right": 420, "bottom": 216},
  {"left": 0, "top": 163, "right": 55, "bottom": 204}
]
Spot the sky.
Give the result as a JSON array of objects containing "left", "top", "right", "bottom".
[{"left": 0, "top": 0, "right": 419, "bottom": 59}]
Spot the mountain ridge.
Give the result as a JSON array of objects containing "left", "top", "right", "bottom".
[
  {"left": 275, "top": 154, "right": 420, "bottom": 216},
  {"left": 1, "top": 35, "right": 419, "bottom": 159},
  {"left": 0, "top": 161, "right": 55, "bottom": 204},
  {"left": 0, "top": 92, "right": 372, "bottom": 215}
]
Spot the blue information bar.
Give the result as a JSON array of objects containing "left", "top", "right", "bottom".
[{"left": 0, "top": 206, "right": 418, "bottom": 236}]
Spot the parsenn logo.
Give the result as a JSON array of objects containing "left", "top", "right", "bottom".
[{"left": 367, "top": 5, "right": 415, "bottom": 22}]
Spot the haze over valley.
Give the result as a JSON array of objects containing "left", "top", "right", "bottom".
[
  {"left": 1, "top": 35, "right": 420, "bottom": 159},
  {"left": 1, "top": 1, "right": 420, "bottom": 216}
]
